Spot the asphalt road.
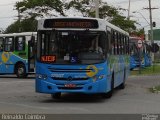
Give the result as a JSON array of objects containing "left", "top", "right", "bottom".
[{"left": 0, "top": 74, "right": 160, "bottom": 114}]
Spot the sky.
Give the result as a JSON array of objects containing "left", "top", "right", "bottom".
[
  {"left": 0, "top": 0, "right": 160, "bottom": 32},
  {"left": 106, "top": 0, "right": 160, "bottom": 32}
]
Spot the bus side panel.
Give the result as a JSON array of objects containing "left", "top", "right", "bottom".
[
  {"left": 110, "top": 55, "right": 129, "bottom": 88},
  {"left": 126, "top": 56, "right": 130, "bottom": 80},
  {"left": 108, "top": 55, "right": 123, "bottom": 88},
  {"left": 130, "top": 56, "right": 136, "bottom": 70},
  {"left": 0, "top": 52, "right": 27, "bottom": 74},
  {"left": 144, "top": 54, "right": 152, "bottom": 67}
]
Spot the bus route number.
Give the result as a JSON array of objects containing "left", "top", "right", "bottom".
[{"left": 41, "top": 55, "right": 56, "bottom": 63}]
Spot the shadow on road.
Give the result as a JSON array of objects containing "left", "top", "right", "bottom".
[
  {"left": 41, "top": 94, "right": 106, "bottom": 103},
  {"left": 0, "top": 75, "right": 35, "bottom": 79},
  {"left": 39, "top": 92, "right": 119, "bottom": 103}
]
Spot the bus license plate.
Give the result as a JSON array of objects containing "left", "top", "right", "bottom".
[{"left": 64, "top": 84, "right": 76, "bottom": 88}]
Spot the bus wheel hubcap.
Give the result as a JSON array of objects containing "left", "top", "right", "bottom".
[{"left": 18, "top": 67, "right": 24, "bottom": 74}]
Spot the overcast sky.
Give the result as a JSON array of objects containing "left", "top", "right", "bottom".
[{"left": 0, "top": 0, "right": 160, "bottom": 32}]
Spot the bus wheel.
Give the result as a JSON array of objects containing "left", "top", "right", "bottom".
[
  {"left": 102, "top": 76, "right": 114, "bottom": 99},
  {"left": 51, "top": 93, "right": 61, "bottom": 99},
  {"left": 16, "top": 64, "right": 27, "bottom": 78}
]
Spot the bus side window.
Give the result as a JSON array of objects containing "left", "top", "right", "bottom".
[
  {"left": 106, "top": 27, "right": 111, "bottom": 54},
  {"left": 111, "top": 30, "right": 115, "bottom": 55},
  {"left": 4, "top": 37, "right": 14, "bottom": 52},
  {"left": 114, "top": 31, "right": 117, "bottom": 55},
  {"left": 126, "top": 36, "right": 129, "bottom": 54},
  {"left": 0, "top": 37, "right": 4, "bottom": 52},
  {"left": 117, "top": 33, "right": 120, "bottom": 55},
  {"left": 15, "top": 36, "right": 25, "bottom": 51},
  {"left": 121, "top": 35, "right": 124, "bottom": 55}
]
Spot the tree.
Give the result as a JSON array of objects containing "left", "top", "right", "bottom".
[
  {"left": 110, "top": 15, "right": 136, "bottom": 32},
  {"left": 5, "top": 0, "right": 65, "bottom": 33},
  {"left": 65, "top": 0, "right": 137, "bottom": 32},
  {"left": 5, "top": 17, "right": 37, "bottom": 33},
  {"left": 130, "top": 28, "right": 145, "bottom": 39},
  {"left": 15, "top": 0, "right": 65, "bottom": 19},
  {"left": 65, "top": 0, "right": 93, "bottom": 17},
  {"left": 6, "top": 0, "right": 137, "bottom": 33}
]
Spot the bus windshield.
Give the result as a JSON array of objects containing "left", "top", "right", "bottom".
[
  {"left": 37, "top": 30, "right": 107, "bottom": 64},
  {"left": 130, "top": 38, "right": 145, "bottom": 58}
]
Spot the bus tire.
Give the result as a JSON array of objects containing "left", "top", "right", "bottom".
[
  {"left": 15, "top": 63, "right": 27, "bottom": 78},
  {"left": 119, "top": 70, "right": 126, "bottom": 89},
  {"left": 51, "top": 93, "right": 61, "bottom": 99},
  {"left": 102, "top": 75, "right": 114, "bottom": 99}
]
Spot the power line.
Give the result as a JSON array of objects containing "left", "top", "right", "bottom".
[
  {"left": 113, "top": 0, "right": 144, "bottom": 4},
  {"left": 132, "top": 15, "right": 160, "bottom": 20},
  {"left": 0, "top": 3, "right": 14, "bottom": 6},
  {"left": 0, "top": 16, "right": 16, "bottom": 19}
]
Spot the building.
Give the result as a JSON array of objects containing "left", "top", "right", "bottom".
[{"left": 148, "top": 29, "right": 160, "bottom": 40}]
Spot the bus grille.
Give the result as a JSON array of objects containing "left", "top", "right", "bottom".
[
  {"left": 48, "top": 68, "right": 92, "bottom": 73},
  {"left": 58, "top": 87, "right": 83, "bottom": 90},
  {"left": 52, "top": 77, "right": 89, "bottom": 81}
]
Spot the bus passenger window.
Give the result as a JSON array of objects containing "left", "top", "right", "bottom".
[
  {"left": 116, "top": 33, "right": 120, "bottom": 55},
  {"left": 0, "top": 37, "right": 3, "bottom": 52},
  {"left": 4, "top": 37, "right": 14, "bottom": 52},
  {"left": 15, "top": 36, "right": 25, "bottom": 51}
]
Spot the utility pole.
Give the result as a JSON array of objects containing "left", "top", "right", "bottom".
[
  {"left": 144, "top": 0, "right": 158, "bottom": 43},
  {"left": 148, "top": 0, "right": 155, "bottom": 70},
  {"left": 144, "top": 0, "right": 158, "bottom": 71},
  {"left": 94, "top": 0, "right": 99, "bottom": 18},
  {"left": 148, "top": 0, "right": 153, "bottom": 44},
  {"left": 128, "top": 0, "right": 131, "bottom": 20}
]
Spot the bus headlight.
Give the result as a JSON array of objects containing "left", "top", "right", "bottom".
[
  {"left": 98, "top": 75, "right": 105, "bottom": 79},
  {"left": 92, "top": 75, "right": 105, "bottom": 82},
  {"left": 36, "top": 74, "right": 48, "bottom": 80}
]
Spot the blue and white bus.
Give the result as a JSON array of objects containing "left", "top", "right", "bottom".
[
  {"left": 130, "top": 37, "right": 152, "bottom": 70},
  {"left": 36, "top": 17, "right": 130, "bottom": 99},
  {"left": 0, "top": 32, "right": 36, "bottom": 78}
]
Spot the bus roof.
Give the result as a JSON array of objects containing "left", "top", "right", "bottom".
[
  {"left": 0, "top": 32, "right": 37, "bottom": 37},
  {"left": 38, "top": 17, "right": 129, "bottom": 36}
]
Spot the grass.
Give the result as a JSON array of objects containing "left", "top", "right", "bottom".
[
  {"left": 131, "top": 64, "right": 160, "bottom": 76},
  {"left": 131, "top": 63, "right": 160, "bottom": 94},
  {"left": 149, "top": 85, "right": 160, "bottom": 93}
]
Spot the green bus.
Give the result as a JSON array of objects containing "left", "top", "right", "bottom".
[{"left": 0, "top": 32, "right": 36, "bottom": 78}]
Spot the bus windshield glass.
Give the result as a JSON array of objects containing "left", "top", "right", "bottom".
[
  {"left": 130, "top": 38, "right": 144, "bottom": 57},
  {"left": 37, "top": 31, "right": 107, "bottom": 64}
]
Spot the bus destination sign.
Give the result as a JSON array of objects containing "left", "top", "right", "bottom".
[
  {"left": 41, "top": 55, "right": 56, "bottom": 63},
  {"left": 44, "top": 19, "right": 99, "bottom": 29}
]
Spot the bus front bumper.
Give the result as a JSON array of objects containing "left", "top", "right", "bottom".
[{"left": 35, "top": 78, "right": 109, "bottom": 94}]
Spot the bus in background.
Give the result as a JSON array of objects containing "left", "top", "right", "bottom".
[
  {"left": 130, "top": 37, "right": 152, "bottom": 70},
  {"left": 0, "top": 32, "right": 36, "bottom": 78},
  {"left": 36, "top": 17, "right": 130, "bottom": 99}
]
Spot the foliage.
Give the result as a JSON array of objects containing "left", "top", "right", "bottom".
[
  {"left": 5, "top": 17, "right": 37, "bottom": 33},
  {"left": 6, "top": 0, "right": 139, "bottom": 33},
  {"left": 65, "top": 0, "right": 137, "bottom": 32},
  {"left": 111, "top": 15, "right": 137, "bottom": 32},
  {"left": 6, "top": 0, "right": 65, "bottom": 33},
  {"left": 15, "top": 0, "right": 65, "bottom": 18},
  {"left": 131, "top": 28, "right": 145, "bottom": 37}
]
